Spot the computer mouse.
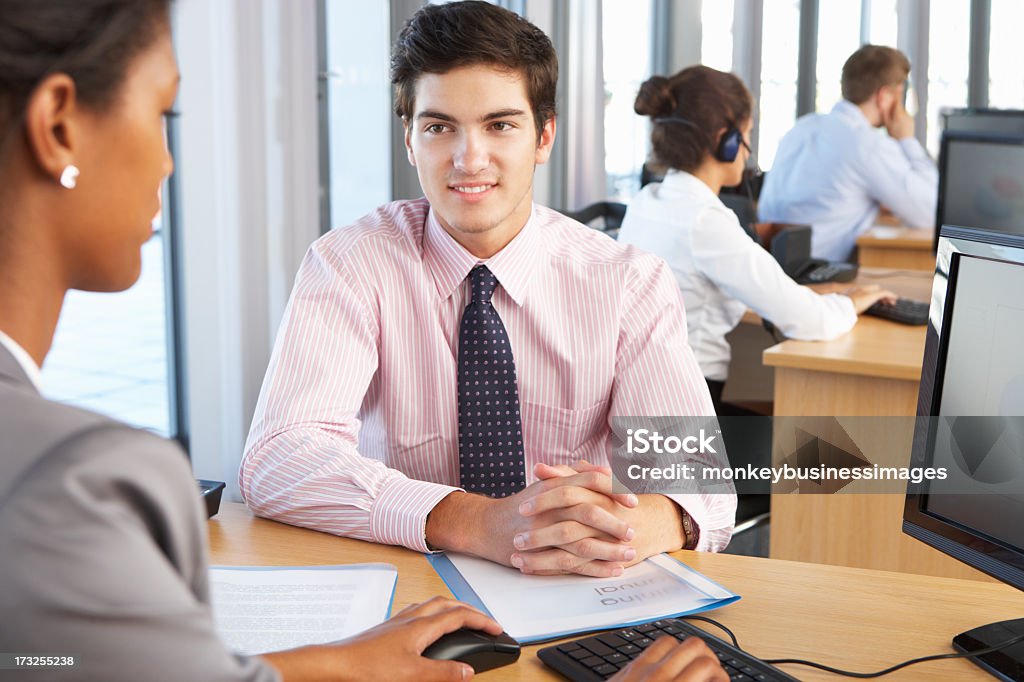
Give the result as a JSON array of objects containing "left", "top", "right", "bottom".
[{"left": 422, "top": 628, "right": 521, "bottom": 673}]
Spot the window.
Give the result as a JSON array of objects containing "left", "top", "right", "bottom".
[
  {"left": 988, "top": 0, "right": 1024, "bottom": 109},
  {"left": 602, "top": 0, "right": 653, "bottom": 200},
  {"left": 322, "top": 1, "right": 392, "bottom": 229},
  {"left": 758, "top": 0, "right": 801, "bottom": 170},
  {"left": 701, "top": 1, "right": 734, "bottom": 73},
  {"left": 862, "top": 0, "right": 897, "bottom": 47},
  {"left": 816, "top": 0, "right": 862, "bottom": 112},
  {"left": 42, "top": 188, "right": 175, "bottom": 437},
  {"left": 926, "top": 2, "right": 970, "bottom": 154}
]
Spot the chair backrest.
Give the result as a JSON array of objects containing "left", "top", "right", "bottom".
[
  {"left": 561, "top": 201, "right": 628, "bottom": 237},
  {"left": 719, "top": 193, "right": 760, "bottom": 244}
]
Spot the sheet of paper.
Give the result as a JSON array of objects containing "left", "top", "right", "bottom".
[
  {"left": 209, "top": 564, "right": 397, "bottom": 655},
  {"left": 440, "top": 553, "right": 737, "bottom": 642}
]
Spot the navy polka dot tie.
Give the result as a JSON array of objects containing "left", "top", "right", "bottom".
[{"left": 457, "top": 265, "right": 526, "bottom": 498}]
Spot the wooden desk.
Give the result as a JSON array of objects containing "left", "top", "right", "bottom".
[
  {"left": 857, "top": 226, "right": 935, "bottom": 271},
  {"left": 209, "top": 503, "right": 1024, "bottom": 681},
  {"left": 761, "top": 270, "right": 991, "bottom": 581}
]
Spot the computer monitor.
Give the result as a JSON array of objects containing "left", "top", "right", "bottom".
[
  {"left": 904, "top": 225, "right": 1024, "bottom": 680},
  {"left": 943, "top": 108, "right": 1024, "bottom": 137},
  {"left": 934, "top": 131, "right": 1024, "bottom": 251}
]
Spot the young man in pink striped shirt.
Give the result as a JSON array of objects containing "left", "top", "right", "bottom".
[{"left": 241, "top": 1, "right": 736, "bottom": 579}]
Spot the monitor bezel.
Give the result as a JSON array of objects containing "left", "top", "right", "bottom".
[
  {"left": 941, "top": 107, "right": 1024, "bottom": 134},
  {"left": 933, "top": 130, "right": 1024, "bottom": 253},
  {"left": 905, "top": 225, "right": 1024, "bottom": 591}
]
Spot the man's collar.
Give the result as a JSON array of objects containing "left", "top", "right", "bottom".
[
  {"left": 833, "top": 99, "right": 872, "bottom": 129},
  {"left": 421, "top": 205, "right": 542, "bottom": 306}
]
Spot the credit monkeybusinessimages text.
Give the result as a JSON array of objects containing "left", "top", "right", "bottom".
[{"left": 625, "top": 462, "right": 948, "bottom": 485}]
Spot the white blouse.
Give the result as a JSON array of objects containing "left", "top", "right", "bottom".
[{"left": 618, "top": 170, "right": 857, "bottom": 382}]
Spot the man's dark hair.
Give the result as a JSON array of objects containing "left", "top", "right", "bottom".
[
  {"left": 0, "top": 0, "right": 172, "bottom": 145},
  {"left": 635, "top": 65, "right": 753, "bottom": 173},
  {"left": 390, "top": 0, "right": 558, "bottom": 139},
  {"left": 841, "top": 45, "right": 910, "bottom": 105}
]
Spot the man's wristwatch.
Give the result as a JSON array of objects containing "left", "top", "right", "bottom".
[{"left": 681, "top": 510, "right": 699, "bottom": 550}]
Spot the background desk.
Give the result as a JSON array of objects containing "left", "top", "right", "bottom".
[
  {"left": 761, "top": 270, "right": 989, "bottom": 581},
  {"left": 209, "top": 503, "right": 1024, "bottom": 681},
  {"left": 857, "top": 226, "right": 935, "bottom": 271}
]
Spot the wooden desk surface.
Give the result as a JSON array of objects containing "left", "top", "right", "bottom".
[
  {"left": 762, "top": 270, "right": 931, "bottom": 381},
  {"left": 857, "top": 227, "right": 935, "bottom": 271},
  {"left": 857, "top": 226, "right": 934, "bottom": 251},
  {"left": 209, "top": 503, "right": 1024, "bottom": 681}
]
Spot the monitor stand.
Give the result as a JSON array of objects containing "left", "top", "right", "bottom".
[{"left": 954, "top": 618, "right": 1024, "bottom": 681}]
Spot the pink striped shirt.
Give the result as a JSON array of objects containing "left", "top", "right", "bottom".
[{"left": 240, "top": 199, "right": 736, "bottom": 553}]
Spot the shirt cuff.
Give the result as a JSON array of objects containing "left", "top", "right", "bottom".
[{"left": 370, "top": 476, "right": 461, "bottom": 553}]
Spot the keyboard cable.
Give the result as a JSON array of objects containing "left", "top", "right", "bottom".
[{"left": 685, "top": 615, "right": 1024, "bottom": 678}]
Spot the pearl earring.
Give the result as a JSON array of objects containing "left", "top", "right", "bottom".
[{"left": 59, "top": 165, "right": 79, "bottom": 189}]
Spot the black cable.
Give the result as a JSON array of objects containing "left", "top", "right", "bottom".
[
  {"left": 763, "top": 632, "right": 1024, "bottom": 678},
  {"left": 683, "top": 615, "right": 740, "bottom": 648},
  {"left": 683, "top": 614, "right": 1024, "bottom": 678}
]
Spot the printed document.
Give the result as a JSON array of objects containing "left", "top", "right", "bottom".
[
  {"left": 209, "top": 564, "right": 397, "bottom": 654},
  {"left": 428, "top": 553, "right": 738, "bottom": 642}
]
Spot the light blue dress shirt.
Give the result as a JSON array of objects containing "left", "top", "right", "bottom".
[{"left": 758, "top": 100, "right": 939, "bottom": 262}]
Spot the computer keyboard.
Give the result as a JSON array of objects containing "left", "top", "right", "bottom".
[
  {"left": 537, "top": 618, "right": 798, "bottom": 681},
  {"left": 865, "top": 297, "right": 929, "bottom": 325}
]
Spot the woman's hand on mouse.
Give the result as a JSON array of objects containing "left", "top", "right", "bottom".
[
  {"left": 611, "top": 635, "right": 729, "bottom": 682},
  {"left": 262, "top": 596, "right": 501, "bottom": 681}
]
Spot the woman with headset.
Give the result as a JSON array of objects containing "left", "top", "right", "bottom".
[{"left": 618, "top": 66, "right": 894, "bottom": 416}]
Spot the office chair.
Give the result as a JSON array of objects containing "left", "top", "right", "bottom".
[{"left": 561, "top": 201, "right": 627, "bottom": 239}]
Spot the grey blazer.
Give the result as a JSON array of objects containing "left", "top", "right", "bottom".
[{"left": 0, "top": 346, "right": 277, "bottom": 681}]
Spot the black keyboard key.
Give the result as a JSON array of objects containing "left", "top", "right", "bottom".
[
  {"left": 568, "top": 648, "right": 591, "bottom": 661},
  {"left": 604, "top": 653, "right": 628, "bottom": 665},
  {"left": 661, "top": 625, "right": 682, "bottom": 636},
  {"left": 558, "top": 642, "right": 581, "bottom": 653},
  {"left": 579, "top": 655, "right": 604, "bottom": 668},
  {"left": 648, "top": 630, "right": 668, "bottom": 639},
  {"left": 597, "top": 634, "right": 629, "bottom": 649},
  {"left": 617, "top": 644, "right": 641, "bottom": 656},
  {"left": 581, "top": 640, "right": 615, "bottom": 657},
  {"left": 593, "top": 663, "right": 619, "bottom": 677},
  {"left": 635, "top": 624, "right": 656, "bottom": 634},
  {"left": 618, "top": 629, "right": 640, "bottom": 640},
  {"left": 633, "top": 638, "right": 653, "bottom": 649}
]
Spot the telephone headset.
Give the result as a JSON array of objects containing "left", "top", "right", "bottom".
[
  {"left": 653, "top": 116, "right": 746, "bottom": 163},
  {"left": 653, "top": 114, "right": 764, "bottom": 256}
]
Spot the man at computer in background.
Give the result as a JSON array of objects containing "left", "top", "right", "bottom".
[
  {"left": 240, "top": 0, "right": 735, "bottom": 578},
  {"left": 758, "top": 45, "right": 938, "bottom": 262}
]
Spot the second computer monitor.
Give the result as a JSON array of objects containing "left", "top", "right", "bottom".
[
  {"left": 936, "top": 131, "right": 1024, "bottom": 244},
  {"left": 942, "top": 107, "right": 1024, "bottom": 137}
]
